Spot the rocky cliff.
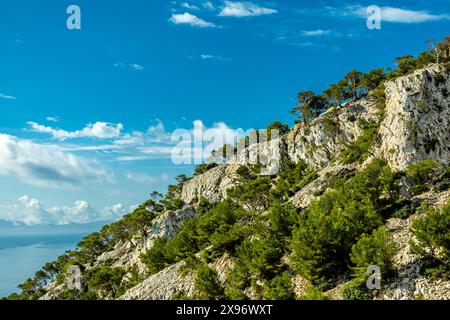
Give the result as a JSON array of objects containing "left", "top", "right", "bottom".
[{"left": 38, "top": 64, "right": 450, "bottom": 301}]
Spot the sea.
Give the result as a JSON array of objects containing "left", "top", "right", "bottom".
[{"left": 0, "top": 222, "right": 106, "bottom": 298}]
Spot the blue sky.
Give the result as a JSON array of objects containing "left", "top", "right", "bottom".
[{"left": 0, "top": 0, "right": 449, "bottom": 225}]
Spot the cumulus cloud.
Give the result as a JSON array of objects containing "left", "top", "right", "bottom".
[
  {"left": 28, "top": 121, "right": 124, "bottom": 140},
  {"left": 0, "top": 196, "right": 130, "bottom": 225},
  {"left": 0, "top": 134, "right": 112, "bottom": 188},
  {"left": 169, "top": 12, "right": 218, "bottom": 28},
  {"left": 218, "top": 1, "right": 277, "bottom": 17},
  {"left": 0, "top": 196, "right": 54, "bottom": 225},
  {"left": 0, "top": 93, "right": 16, "bottom": 100}
]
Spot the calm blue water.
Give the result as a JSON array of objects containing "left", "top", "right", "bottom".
[{"left": 0, "top": 230, "right": 96, "bottom": 298}]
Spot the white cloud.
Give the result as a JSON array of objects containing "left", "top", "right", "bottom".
[
  {"left": 146, "top": 119, "right": 171, "bottom": 142},
  {"left": 218, "top": 1, "right": 277, "bottom": 17},
  {"left": 137, "top": 146, "right": 175, "bottom": 155},
  {"left": 0, "top": 196, "right": 130, "bottom": 226},
  {"left": 28, "top": 121, "right": 124, "bottom": 140},
  {"left": 130, "top": 63, "right": 144, "bottom": 71},
  {"left": 0, "top": 93, "right": 16, "bottom": 100},
  {"left": 101, "top": 203, "right": 130, "bottom": 221},
  {"left": 109, "top": 119, "right": 246, "bottom": 162},
  {"left": 113, "top": 131, "right": 146, "bottom": 146},
  {"left": 302, "top": 29, "right": 332, "bottom": 36},
  {"left": 0, "top": 134, "right": 112, "bottom": 188},
  {"left": 114, "top": 63, "right": 144, "bottom": 71},
  {"left": 2, "top": 195, "right": 54, "bottom": 225},
  {"left": 181, "top": 2, "right": 199, "bottom": 10},
  {"left": 113, "top": 119, "right": 170, "bottom": 146},
  {"left": 349, "top": 5, "right": 449, "bottom": 23},
  {"left": 200, "top": 54, "right": 232, "bottom": 61},
  {"left": 115, "top": 155, "right": 154, "bottom": 161},
  {"left": 125, "top": 172, "right": 169, "bottom": 184},
  {"left": 46, "top": 116, "right": 60, "bottom": 123},
  {"left": 203, "top": 1, "right": 215, "bottom": 10},
  {"left": 169, "top": 12, "right": 218, "bottom": 28},
  {"left": 58, "top": 144, "right": 122, "bottom": 152}
]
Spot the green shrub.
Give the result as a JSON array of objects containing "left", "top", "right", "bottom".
[
  {"left": 235, "top": 236, "right": 284, "bottom": 278},
  {"left": 194, "top": 163, "right": 218, "bottom": 176},
  {"left": 195, "top": 265, "right": 224, "bottom": 300},
  {"left": 406, "top": 160, "right": 439, "bottom": 183},
  {"left": 290, "top": 161, "right": 396, "bottom": 286},
  {"left": 406, "top": 160, "right": 439, "bottom": 195},
  {"left": 393, "top": 201, "right": 420, "bottom": 219},
  {"left": 266, "top": 121, "right": 290, "bottom": 139},
  {"left": 350, "top": 227, "right": 397, "bottom": 278},
  {"left": 298, "top": 285, "right": 330, "bottom": 300},
  {"left": 434, "top": 181, "right": 450, "bottom": 192},
  {"left": 323, "top": 118, "right": 340, "bottom": 135},
  {"left": 236, "top": 165, "right": 253, "bottom": 180},
  {"left": 263, "top": 272, "right": 295, "bottom": 300},
  {"left": 443, "top": 167, "right": 450, "bottom": 179},
  {"left": 340, "top": 119, "right": 379, "bottom": 164},
  {"left": 410, "top": 203, "right": 450, "bottom": 262},
  {"left": 85, "top": 266, "right": 126, "bottom": 298},
  {"left": 341, "top": 279, "right": 372, "bottom": 300},
  {"left": 270, "top": 160, "right": 316, "bottom": 201},
  {"left": 227, "top": 177, "right": 272, "bottom": 212},
  {"left": 140, "top": 237, "right": 171, "bottom": 275}
]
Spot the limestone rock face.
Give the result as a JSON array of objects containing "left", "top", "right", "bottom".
[
  {"left": 232, "top": 137, "right": 288, "bottom": 176},
  {"left": 374, "top": 64, "right": 450, "bottom": 170},
  {"left": 290, "top": 163, "right": 358, "bottom": 208},
  {"left": 180, "top": 164, "right": 241, "bottom": 205},
  {"left": 286, "top": 98, "right": 381, "bottom": 169},
  {"left": 118, "top": 261, "right": 196, "bottom": 300},
  {"left": 149, "top": 206, "right": 196, "bottom": 242},
  {"left": 39, "top": 282, "right": 66, "bottom": 300}
]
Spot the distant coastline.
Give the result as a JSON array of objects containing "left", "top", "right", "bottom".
[{"left": 0, "top": 222, "right": 108, "bottom": 297}]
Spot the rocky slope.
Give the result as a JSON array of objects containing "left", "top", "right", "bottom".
[{"left": 40, "top": 64, "right": 450, "bottom": 300}]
